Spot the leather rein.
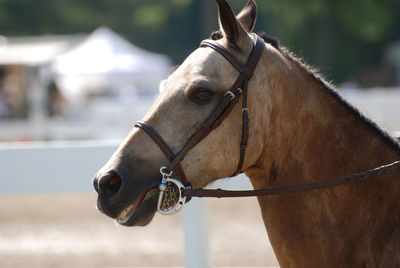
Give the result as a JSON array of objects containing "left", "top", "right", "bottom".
[{"left": 135, "top": 35, "right": 400, "bottom": 215}]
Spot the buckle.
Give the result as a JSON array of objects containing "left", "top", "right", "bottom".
[
  {"left": 157, "top": 167, "right": 190, "bottom": 215},
  {"left": 224, "top": 90, "right": 235, "bottom": 100}
]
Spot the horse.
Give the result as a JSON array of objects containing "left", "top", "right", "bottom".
[{"left": 93, "top": 0, "right": 400, "bottom": 266}]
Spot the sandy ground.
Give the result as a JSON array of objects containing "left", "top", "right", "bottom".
[{"left": 0, "top": 193, "right": 278, "bottom": 268}]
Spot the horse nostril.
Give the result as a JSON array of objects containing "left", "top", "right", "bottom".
[
  {"left": 98, "top": 172, "right": 122, "bottom": 197},
  {"left": 108, "top": 176, "right": 122, "bottom": 192}
]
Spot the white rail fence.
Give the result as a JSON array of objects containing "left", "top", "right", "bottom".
[
  {"left": 0, "top": 140, "right": 255, "bottom": 268},
  {"left": 0, "top": 140, "right": 117, "bottom": 193}
]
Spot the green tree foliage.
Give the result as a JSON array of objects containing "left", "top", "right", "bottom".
[
  {"left": 0, "top": 0, "right": 399, "bottom": 83},
  {"left": 233, "top": 0, "right": 400, "bottom": 82},
  {"left": 0, "top": 0, "right": 197, "bottom": 60}
]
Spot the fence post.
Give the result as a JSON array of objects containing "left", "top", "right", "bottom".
[{"left": 183, "top": 198, "right": 213, "bottom": 268}]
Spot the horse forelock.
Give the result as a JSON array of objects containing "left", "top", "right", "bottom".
[{"left": 210, "top": 31, "right": 224, "bottom": 40}]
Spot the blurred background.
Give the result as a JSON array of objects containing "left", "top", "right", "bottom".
[{"left": 0, "top": 0, "right": 399, "bottom": 267}]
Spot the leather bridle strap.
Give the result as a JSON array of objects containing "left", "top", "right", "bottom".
[
  {"left": 199, "top": 40, "right": 253, "bottom": 79},
  {"left": 199, "top": 36, "right": 264, "bottom": 176},
  {"left": 134, "top": 120, "right": 189, "bottom": 185},
  {"left": 135, "top": 35, "right": 265, "bottom": 187},
  {"left": 183, "top": 160, "right": 400, "bottom": 198}
]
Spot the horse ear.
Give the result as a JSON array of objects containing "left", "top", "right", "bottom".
[
  {"left": 216, "top": 0, "right": 247, "bottom": 48},
  {"left": 237, "top": 0, "right": 257, "bottom": 32}
]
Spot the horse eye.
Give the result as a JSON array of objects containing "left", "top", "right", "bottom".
[{"left": 192, "top": 89, "right": 213, "bottom": 103}]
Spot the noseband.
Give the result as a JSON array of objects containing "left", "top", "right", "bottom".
[{"left": 135, "top": 35, "right": 265, "bottom": 214}]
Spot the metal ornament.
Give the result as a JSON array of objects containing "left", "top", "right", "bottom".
[{"left": 157, "top": 167, "right": 189, "bottom": 215}]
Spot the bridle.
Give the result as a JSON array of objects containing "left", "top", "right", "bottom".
[
  {"left": 135, "top": 34, "right": 264, "bottom": 214},
  {"left": 135, "top": 34, "right": 400, "bottom": 215}
]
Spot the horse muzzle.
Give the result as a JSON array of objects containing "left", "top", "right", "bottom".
[{"left": 93, "top": 168, "right": 160, "bottom": 226}]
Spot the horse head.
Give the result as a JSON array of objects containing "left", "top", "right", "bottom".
[{"left": 93, "top": 0, "right": 268, "bottom": 226}]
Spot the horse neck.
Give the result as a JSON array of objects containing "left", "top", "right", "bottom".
[
  {"left": 247, "top": 48, "right": 400, "bottom": 189},
  {"left": 246, "top": 48, "right": 400, "bottom": 266}
]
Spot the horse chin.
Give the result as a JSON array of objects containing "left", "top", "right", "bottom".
[{"left": 116, "top": 189, "right": 158, "bottom": 227}]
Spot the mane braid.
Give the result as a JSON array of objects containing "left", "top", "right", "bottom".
[
  {"left": 258, "top": 32, "right": 279, "bottom": 50},
  {"left": 259, "top": 34, "right": 400, "bottom": 153}
]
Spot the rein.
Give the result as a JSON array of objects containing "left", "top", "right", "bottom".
[
  {"left": 184, "top": 160, "right": 400, "bottom": 198},
  {"left": 134, "top": 35, "right": 400, "bottom": 215}
]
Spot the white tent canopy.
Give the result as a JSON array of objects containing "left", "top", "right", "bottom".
[
  {"left": 52, "top": 27, "right": 172, "bottom": 106},
  {"left": 53, "top": 26, "right": 171, "bottom": 75},
  {"left": 0, "top": 35, "right": 82, "bottom": 66}
]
